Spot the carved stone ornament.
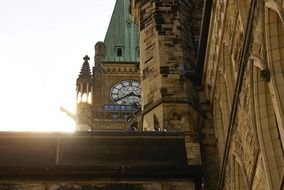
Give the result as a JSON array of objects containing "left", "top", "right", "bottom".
[
  {"left": 249, "top": 2, "right": 270, "bottom": 82},
  {"left": 223, "top": 156, "right": 233, "bottom": 190},
  {"left": 223, "top": 0, "right": 238, "bottom": 46},
  {"left": 265, "top": 0, "right": 284, "bottom": 24},
  {"left": 251, "top": 156, "right": 269, "bottom": 190},
  {"left": 232, "top": 19, "right": 244, "bottom": 72},
  {"left": 232, "top": 69, "right": 259, "bottom": 182}
]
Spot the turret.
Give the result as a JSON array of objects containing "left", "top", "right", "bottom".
[
  {"left": 76, "top": 55, "right": 93, "bottom": 130},
  {"left": 94, "top": 41, "right": 105, "bottom": 64}
]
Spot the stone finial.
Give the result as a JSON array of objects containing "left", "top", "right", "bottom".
[
  {"left": 77, "top": 55, "right": 92, "bottom": 83},
  {"left": 83, "top": 55, "right": 90, "bottom": 62}
]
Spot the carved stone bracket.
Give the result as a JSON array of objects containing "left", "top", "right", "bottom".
[
  {"left": 249, "top": 52, "right": 270, "bottom": 82},
  {"left": 250, "top": 2, "right": 271, "bottom": 82},
  {"left": 265, "top": 0, "right": 284, "bottom": 24}
]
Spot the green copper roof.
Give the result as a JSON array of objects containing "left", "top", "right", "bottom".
[{"left": 103, "top": 0, "right": 139, "bottom": 63}]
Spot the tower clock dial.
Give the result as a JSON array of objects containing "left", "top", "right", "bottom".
[{"left": 110, "top": 80, "right": 141, "bottom": 105}]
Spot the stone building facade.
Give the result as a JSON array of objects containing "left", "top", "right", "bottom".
[
  {"left": 1, "top": 0, "right": 283, "bottom": 190},
  {"left": 130, "top": 0, "right": 284, "bottom": 189},
  {"left": 75, "top": 0, "right": 284, "bottom": 189},
  {"left": 201, "top": 0, "right": 284, "bottom": 189}
]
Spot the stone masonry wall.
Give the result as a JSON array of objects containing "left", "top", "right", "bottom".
[
  {"left": 203, "top": 0, "right": 284, "bottom": 189},
  {"left": 131, "top": 0, "right": 202, "bottom": 175},
  {"left": 138, "top": 0, "right": 196, "bottom": 108},
  {"left": 133, "top": 0, "right": 200, "bottom": 130}
]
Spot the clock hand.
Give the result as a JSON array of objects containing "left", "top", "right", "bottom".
[
  {"left": 127, "top": 92, "right": 141, "bottom": 98},
  {"left": 130, "top": 92, "right": 141, "bottom": 98},
  {"left": 128, "top": 92, "right": 135, "bottom": 96},
  {"left": 129, "top": 93, "right": 141, "bottom": 98},
  {"left": 114, "top": 92, "right": 136, "bottom": 102}
]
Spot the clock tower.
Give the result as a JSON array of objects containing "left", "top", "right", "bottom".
[{"left": 76, "top": 0, "right": 140, "bottom": 130}]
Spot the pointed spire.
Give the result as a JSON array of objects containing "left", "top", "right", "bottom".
[
  {"left": 103, "top": 0, "right": 139, "bottom": 62},
  {"left": 76, "top": 55, "right": 93, "bottom": 103},
  {"left": 78, "top": 55, "right": 91, "bottom": 80}
]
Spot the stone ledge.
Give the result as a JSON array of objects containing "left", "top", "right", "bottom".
[{"left": 0, "top": 131, "right": 201, "bottom": 182}]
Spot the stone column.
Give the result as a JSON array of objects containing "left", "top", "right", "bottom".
[{"left": 131, "top": 0, "right": 201, "bottom": 182}]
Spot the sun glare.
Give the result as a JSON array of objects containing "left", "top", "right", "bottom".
[
  {"left": 0, "top": 91, "right": 76, "bottom": 132},
  {"left": 0, "top": 0, "right": 117, "bottom": 132}
]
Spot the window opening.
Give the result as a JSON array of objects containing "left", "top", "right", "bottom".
[{"left": 116, "top": 47, "right": 123, "bottom": 57}]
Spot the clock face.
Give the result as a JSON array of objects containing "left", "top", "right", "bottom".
[{"left": 110, "top": 80, "right": 141, "bottom": 105}]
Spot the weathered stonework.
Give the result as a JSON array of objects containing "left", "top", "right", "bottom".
[
  {"left": 251, "top": 156, "right": 269, "bottom": 190},
  {"left": 90, "top": 62, "right": 140, "bottom": 130},
  {"left": 72, "top": 0, "right": 284, "bottom": 188},
  {"left": 131, "top": 0, "right": 203, "bottom": 172},
  {"left": 203, "top": 0, "right": 284, "bottom": 189},
  {"left": 231, "top": 64, "right": 259, "bottom": 183},
  {"left": 129, "top": 2, "right": 209, "bottom": 189},
  {"left": 58, "top": 0, "right": 284, "bottom": 189}
]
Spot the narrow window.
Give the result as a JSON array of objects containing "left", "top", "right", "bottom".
[
  {"left": 116, "top": 47, "right": 123, "bottom": 57},
  {"left": 136, "top": 47, "right": 140, "bottom": 58}
]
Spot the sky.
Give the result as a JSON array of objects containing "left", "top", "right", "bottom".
[{"left": 0, "top": 0, "right": 116, "bottom": 132}]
